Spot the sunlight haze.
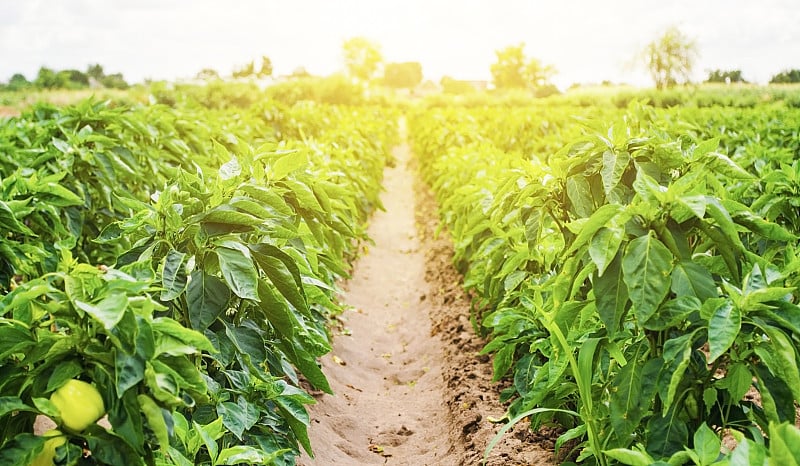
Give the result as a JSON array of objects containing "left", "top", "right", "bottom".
[{"left": 1, "top": 0, "right": 798, "bottom": 88}]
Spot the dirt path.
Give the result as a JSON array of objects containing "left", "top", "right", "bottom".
[
  {"left": 298, "top": 127, "right": 556, "bottom": 465},
  {"left": 298, "top": 137, "right": 462, "bottom": 465}
]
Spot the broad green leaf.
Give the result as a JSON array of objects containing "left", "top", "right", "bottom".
[
  {"left": 0, "top": 433, "right": 45, "bottom": 466},
  {"left": 249, "top": 243, "right": 309, "bottom": 317},
  {"left": 622, "top": 234, "right": 674, "bottom": 324},
  {"left": 670, "top": 261, "right": 717, "bottom": 301},
  {"left": 75, "top": 292, "right": 128, "bottom": 330},
  {"left": 601, "top": 149, "right": 631, "bottom": 196},
  {"left": 752, "top": 361, "right": 795, "bottom": 423},
  {"left": 0, "top": 397, "right": 36, "bottom": 417},
  {"left": 727, "top": 438, "right": 766, "bottom": 466},
  {"left": 565, "top": 203, "right": 622, "bottom": 256},
  {"left": 160, "top": 249, "right": 188, "bottom": 301},
  {"left": 274, "top": 392, "right": 312, "bottom": 455},
  {"left": 646, "top": 411, "right": 688, "bottom": 460},
  {"left": 194, "top": 420, "right": 220, "bottom": 462},
  {"left": 46, "top": 359, "right": 83, "bottom": 392},
  {"left": 151, "top": 317, "right": 216, "bottom": 354},
  {"left": 758, "top": 325, "right": 800, "bottom": 402},
  {"left": 660, "top": 332, "right": 695, "bottom": 412},
  {"left": 137, "top": 394, "right": 170, "bottom": 450},
  {"left": 589, "top": 226, "right": 625, "bottom": 277},
  {"left": 217, "top": 445, "right": 286, "bottom": 465},
  {"left": 708, "top": 301, "right": 741, "bottom": 363},
  {"left": 644, "top": 296, "right": 701, "bottom": 331},
  {"left": 718, "top": 362, "right": 751, "bottom": 402},
  {"left": 693, "top": 422, "right": 721, "bottom": 465},
  {"left": 610, "top": 343, "right": 650, "bottom": 441},
  {"left": 186, "top": 271, "right": 230, "bottom": 331},
  {"left": 217, "top": 398, "right": 259, "bottom": 440},
  {"left": 768, "top": 422, "right": 800, "bottom": 466},
  {"left": 594, "top": 254, "right": 628, "bottom": 337},
  {"left": 603, "top": 448, "right": 653, "bottom": 466},
  {"left": 215, "top": 245, "right": 259, "bottom": 301},
  {"left": 566, "top": 176, "right": 594, "bottom": 218}
]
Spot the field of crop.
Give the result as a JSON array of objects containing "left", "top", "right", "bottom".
[{"left": 1, "top": 84, "right": 800, "bottom": 466}]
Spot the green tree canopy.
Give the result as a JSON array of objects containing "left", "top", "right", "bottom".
[
  {"left": 642, "top": 26, "right": 698, "bottom": 89},
  {"left": 383, "top": 62, "right": 423, "bottom": 89},
  {"left": 233, "top": 61, "right": 255, "bottom": 78},
  {"left": 342, "top": 37, "right": 383, "bottom": 82},
  {"left": 490, "top": 43, "right": 555, "bottom": 89},
  {"left": 258, "top": 56, "right": 273, "bottom": 78},
  {"left": 706, "top": 69, "right": 746, "bottom": 83},
  {"left": 770, "top": 69, "right": 800, "bottom": 84}
]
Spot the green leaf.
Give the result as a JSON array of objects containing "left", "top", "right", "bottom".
[
  {"left": 217, "top": 398, "right": 259, "bottom": 441},
  {"left": 0, "top": 433, "right": 45, "bottom": 466},
  {"left": 646, "top": 411, "right": 688, "bottom": 460},
  {"left": 186, "top": 271, "right": 231, "bottom": 331},
  {"left": 670, "top": 261, "right": 717, "bottom": 301},
  {"left": 594, "top": 254, "right": 628, "bottom": 337},
  {"left": 137, "top": 394, "right": 170, "bottom": 450},
  {"left": 194, "top": 420, "right": 220, "bottom": 462},
  {"left": 610, "top": 343, "right": 650, "bottom": 441},
  {"left": 708, "top": 300, "right": 741, "bottom": 363},
  {"left": 217, "top": 445, "right": 286, "bottom": 465},
  {"left": 568, "top": 205, "right": 623, "bottom": 257},
  {"left": 75, "top": 292, "right": 128, "bottom": 330},
  {"left": 768, "top": 422, "right": 800, "bottom": 466},
  {"left": 249, "top": 243, "right": 309, "bottom": 317},
  {"left": 274, "top": 391, "right": 312, "bottom": 455},
  {"left": 215, "top": 245, "right": 259, "bottom": 301},
  {"left": 622, "top": 234, "right": 674, "bottom": 324},
  {"left": 601, "top": 149, "right": 631, "bottom": 196},
  {"left": 602, "top": 448, "right": 653, "bottom": 466},
  {"left": 589, "top": 226, "right": 625, "bottom": 277},
  {"left": 566, "top": 175, "right": 594, "bottom": 218},
  {"left": 160, "top": 249, "right": 188, "bottom": 301},
  {"left": 46, "top": 359, "right": 84, "bottom": 392},
  {"left": 727, "top": 437, "right": 766, "bottom": 466},
  {"left": 151, "top": 317, "right": 216, "bottom": 354},
  {"left": 693, "top": 422, "right": 721, "bottom": 465},
  {"left": 0, "top": 397, "right": 36, "bottom": 417},
  {"left": 644, "top": 296, "right": 701, "bottom": 331},
  {"left": 758, "top": 325, "right": 800, "bottom": 403},
  {"left": 660, "top": 332, "right": 695, "bottom": 412}
]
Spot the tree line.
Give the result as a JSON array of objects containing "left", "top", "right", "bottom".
[{"left": 1, "top": 64, "right": 128, "bottom": 92}]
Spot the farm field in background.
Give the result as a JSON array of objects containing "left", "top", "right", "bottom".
[{"left": 1, "top": 76, "right": 800, "bottom": 465}]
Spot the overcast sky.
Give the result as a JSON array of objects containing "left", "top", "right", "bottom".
[{"left": 1, "top": 0, "right": 798, "bottom": 88}]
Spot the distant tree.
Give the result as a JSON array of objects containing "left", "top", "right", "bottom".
[
  {"left": 61, "top": 69, "right": 89, "bottom": 88},
  {"left": 258, "top": 56, "right": 273, "bottom": 78},
  {"left": 706, "top": 69, "right": 746, "bottom": 83},
  {"left": 196, "top": 68, "right": 221, "bottom": 80},
  {"left": 34, "top": 67, "right": 67, "bottom": 89},
  {"left": 290, "top": 67, "right": 311, "bottom": 79},
  {"left": 233, "top": 61, "right": 255, "bottom": 78},
  {"left": 490, "top": 43, "right": 555, "bottom": 89},
  {"left": 770, "top": 69, "right": 800, "bottom": 84},
  {"left": 383, "top": 62, "right": 423, "bottom": 89},
  {"left": 642, "top": 26, "right": 698, "bottom": 89},
  {"left": 440, "top": 76, "right": 476, "bottom": 95},
  {"left": 342, "top": 37, "right": 383, "bottom": 82},
  {"left": 100, "top": 73, "right": 128, "bottom": 89},
  {"left": 7, "top": 73, "right": 30, "bottom": 91},
  {"left": 86, "top": 64, "right": 105, "bottom": 81}
]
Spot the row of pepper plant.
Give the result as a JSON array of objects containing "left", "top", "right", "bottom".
[
  {"left": 0, "top": 93, "right": 397, "bottom": 465},
  {"left": 410, "top": 101, "right": 800, "bottom": 465}
]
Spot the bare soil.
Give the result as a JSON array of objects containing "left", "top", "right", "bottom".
[{"left": 298, "top": 134, "right": 555, "bottom": 465}]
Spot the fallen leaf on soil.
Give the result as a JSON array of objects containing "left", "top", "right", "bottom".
[{"left": 332, "top": 355, "right": 346, "bottom": 366}]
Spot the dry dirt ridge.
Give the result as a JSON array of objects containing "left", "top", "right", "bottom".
[{"left": 298, "top": 135, "right": 555, "bottom": 465}]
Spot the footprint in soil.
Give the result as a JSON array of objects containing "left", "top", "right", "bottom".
[{"left": 374, "top": 426, "right": 415, "bottom": 447}]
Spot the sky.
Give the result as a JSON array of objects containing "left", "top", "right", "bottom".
[{"left": 1, "top": 0, "right": 798, "bottom": 89}]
